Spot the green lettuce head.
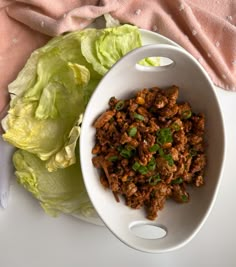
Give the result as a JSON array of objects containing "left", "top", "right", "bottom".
[
  {"left": 2, "top": 25, "right": 142, "bottom": 172},
  {"left": 2, "top": 24, "right": 160, "bottom": 219}
]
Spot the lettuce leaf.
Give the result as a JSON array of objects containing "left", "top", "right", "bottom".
[
  {"left": 3, "top": 61, "right": 88, "bottom": 170},
  {"left": 2, "top": 25, "right": 142, "bottom": 172},
  {"left": 81, "top": 25, "right": 142, "bottom": 75},
  {"left": 13, "top": 148, "right": 97, "bottom": 218},
  {"left": 2, "top": 25, "right": 160, "bottom": 219}
]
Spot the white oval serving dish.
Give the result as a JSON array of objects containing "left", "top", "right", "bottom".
[{"left": 80, "top": 44, "right": 225, "bottom": 253}]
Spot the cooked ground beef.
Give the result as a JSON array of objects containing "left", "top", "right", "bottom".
[{"left": 92, "top": 85, "right": 206, "bottom": 220}]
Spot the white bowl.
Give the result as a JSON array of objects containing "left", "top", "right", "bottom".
[{"left": 80, "top": 44, "right": 225, "bottom": 253}]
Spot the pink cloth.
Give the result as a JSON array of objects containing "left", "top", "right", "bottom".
[{"left": 0, "top": 0, "right": 235, "bottom": 118}]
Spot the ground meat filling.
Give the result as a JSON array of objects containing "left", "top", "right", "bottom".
[{"left": 92, "top": 85, "right": 206, "bottom": 220}]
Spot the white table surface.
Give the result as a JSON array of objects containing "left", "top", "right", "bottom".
[{"left": 0, "top": 85, "right": 235, "bottom": 267}]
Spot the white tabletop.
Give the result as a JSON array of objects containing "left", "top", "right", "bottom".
[{"left": 0, "top": 85, "right": 235, "bottom": 267}]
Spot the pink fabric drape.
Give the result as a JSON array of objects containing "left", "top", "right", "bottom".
[{"left": 0, "top": 0, "right": 235, "bottom": 118}]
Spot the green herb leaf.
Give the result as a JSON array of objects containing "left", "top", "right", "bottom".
[
  {"left": 115, "top": 100, "right": 125, "bottom": 110},
  {"left": 108, "top": 156, "right": 118, "bottom": 162},
  {"left": 134, "top": 113, "right": 144, "bottom": 121},
  {"left": 138, "top": 165, "right": 148, "bottom": 175},
  {"left": 128, "top": 127, "right": 137, "bottom": 137},
  {"left": 147, "top": 157, "right": 156, "bottom": 171},
  {"left": 132, "top": 161, "right": 148, "bottom": 174},
  {"left": 171, "top": 177, "right": 183, "bottom": 184},
  {"left": 132, "top": 161, "right": 141, "bottom": 171},
  {"left": 149, "top": 144, "right": 160, "bottom": 153},
  {"left": 181, "top": 194, "right": 189, "bottom": 202},
  {"left": 156, "top": 128, "right": 173, "bottom": 144},
  {"left": 149, "top": 174, "right": 161, "bottom": 185},
  {"left": 158, "top": 147, "right": 164, "bottom": 156},
  {"left": 171, "top": 122, "right": 180, "bottom": 131},
  {"left": 126, "top": 144, "right": 136, "bottom": 151},
  {"left": 163, "top": 154, "right": 174, "bottom": 166},
  {"left": 117, "top": 146, "right": 123, "bottom": 152},
  {"left": 120, "top": 148, "right": 132, "bottom": 159},
  {"left": 181, "top": 110, "right": 192, "bottom": 119}
]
